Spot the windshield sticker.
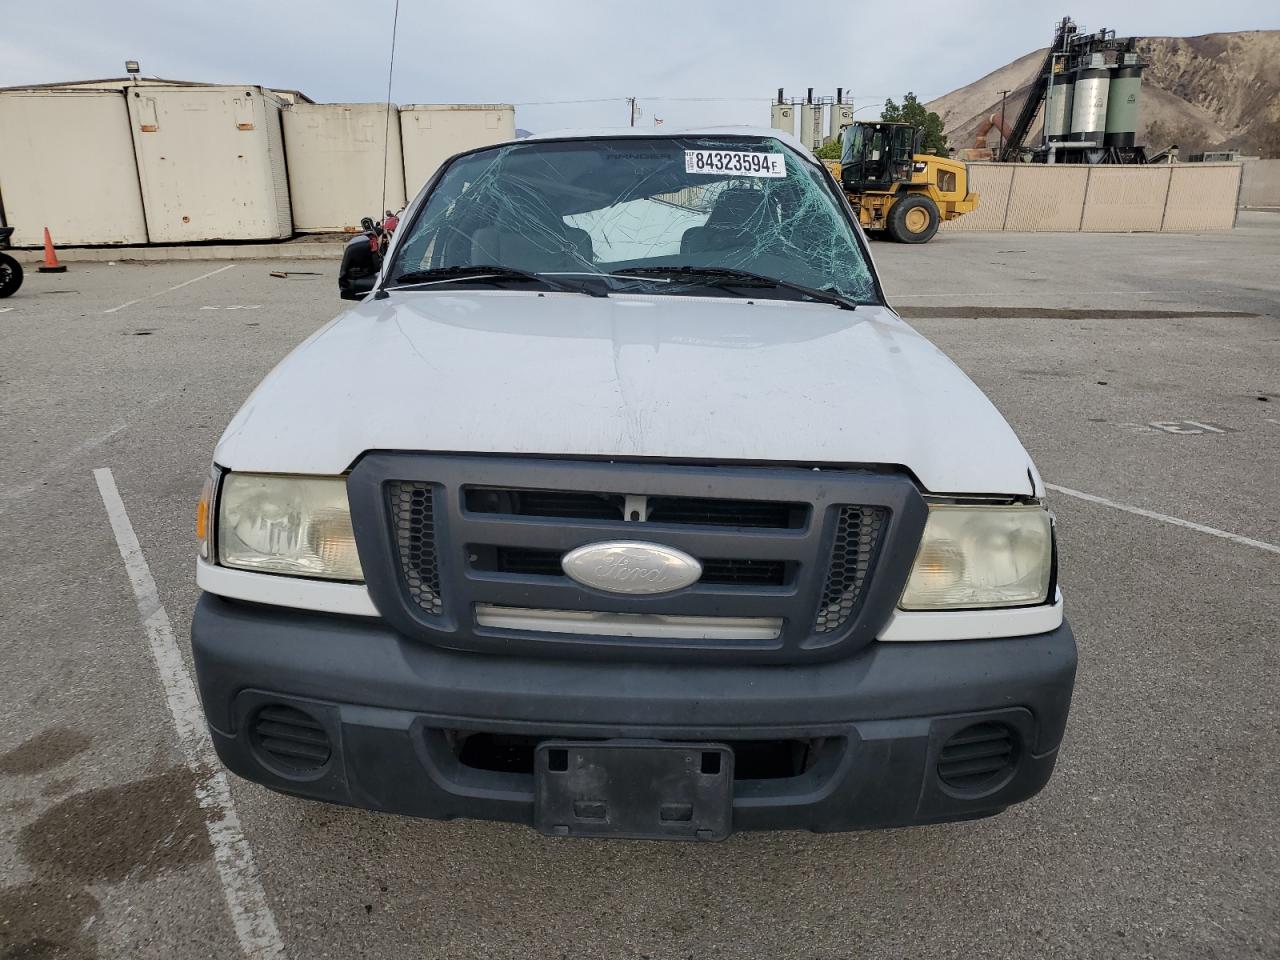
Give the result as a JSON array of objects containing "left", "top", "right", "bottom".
[{"left": 684, "top": 150, "right": 786, "bottom": 177}]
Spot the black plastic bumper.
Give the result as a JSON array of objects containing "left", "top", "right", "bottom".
[{"left": 191, "top": 594, "right": 1077, "bottom": 836}]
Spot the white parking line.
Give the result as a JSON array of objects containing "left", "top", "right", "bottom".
[
  {"left": 1046, "top": 483, "right": 1280, "bottom": 556},
  {"left": 93, "top": 468, "right": 284, "bottom": 958},
  {"left": 103, "top": 264, "right": 237, "bottom": 314}
]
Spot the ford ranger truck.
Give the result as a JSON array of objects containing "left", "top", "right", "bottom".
[{"left": 191, "top": 128, "right": 1076, "bottom": 841}]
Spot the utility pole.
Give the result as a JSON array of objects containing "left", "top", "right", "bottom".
[
  {"left": 628, "top": 97, "right": 637, "bottom": 127},
  {"left": 997, "top": 88, "right": 1011, "bottom": 158}
]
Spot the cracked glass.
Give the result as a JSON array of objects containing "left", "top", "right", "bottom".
[{"left": 389, "top": 136, "right": 878, "bottom": 305}]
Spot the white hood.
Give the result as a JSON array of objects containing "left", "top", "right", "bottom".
[{"left": 215, "top": 290, "right": 1039, "bottom": 496}]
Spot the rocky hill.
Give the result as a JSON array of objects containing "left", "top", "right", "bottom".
[{"left": 926, "top": 30, "right": 1280, "bottom": 157}]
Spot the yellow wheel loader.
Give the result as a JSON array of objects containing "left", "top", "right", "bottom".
[{"left": 823, "top": 121, "right": 978, "bottom": 243}]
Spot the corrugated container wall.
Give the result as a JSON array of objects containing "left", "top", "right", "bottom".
[
  {"left": 0, "top": 89, "right": 148, "bottom": 246},
  {"left": 399, "top": 104, "right": 515, "bottom": 196},
  {"left": 126, "top": 85, "right": 291, "bottom": 242},
  {"left": 283, "top": 103, "right": 407, "bottom": 232}
]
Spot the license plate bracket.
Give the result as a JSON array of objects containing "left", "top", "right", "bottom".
[{"left": 534, "top": 740, "right": 733, "bottom": 841}]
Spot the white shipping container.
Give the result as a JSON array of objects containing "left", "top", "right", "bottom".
[
  {"left": 399, "top": 104, "right": 515, "bottom": 197},
  {"left": 126, "top": 84, "right": 291, "bottom": 242},
  {"left": 283, "top": 103, "right": 407, "bottom": 233},
  {"left": 0, "top": 88, "right": 148, "bottom": 246}
]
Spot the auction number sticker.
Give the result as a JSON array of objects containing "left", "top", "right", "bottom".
[{"left": 684, "top": 150, "right": 786, "bottom": 177}]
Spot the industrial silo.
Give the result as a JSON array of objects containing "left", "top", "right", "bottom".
[
  {"left": 770, "top": 91, "right": 796, "bottom": 136},
  {"left": 1104, "top": 54, "right": 1143, "bottom": 148},
  {"left": 1043, "top": 63, "right": 1075, "bottom": 141},
  {"left": 800, "top": 99, "right": 823, "bottom": 151},
  {"left": 1068, "top": 53, "right": 1110, "bottom": 143}
]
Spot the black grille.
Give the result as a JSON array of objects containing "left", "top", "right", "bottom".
[
  {"left": 464, "top": 486, "right": 804, "bottom": 529},
  {"left": 357, "top": 454, "right": 924, "bottom": 664},
  {"left": 465, "top": 488, "right": 623, "bottom": 520},
  {"left": 473, "top": 546, "right": 788, "bottom": 587},
  {"left": 938, "top": 723, "right": 1018, "bottom": 792},
  {"left": 646, "top": 496, "right": 803, "bottom": 529},
  {"left": 251, "top": 705, "right": 331, "bottom": 773},
  {"left": 389, "top": 481, "right": 443, "bottom": 616},
  {"left": 813, "top": 506, "right": 887, "bottom": 633},
  {"left": 699, "top": 558, "right": 787, "bottom": 586}
]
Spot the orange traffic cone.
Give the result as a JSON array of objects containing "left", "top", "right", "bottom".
[{"left": 38, "top": 227, "right": 66, "bottom": 273}]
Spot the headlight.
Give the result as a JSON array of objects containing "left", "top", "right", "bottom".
[
  {"left": 217, "top": 473, "right": 363, "bottom": 581},
  {"left": 899, "top": 504, "right": 1052, "bottom": 610},
  {"left": 196, "top": 467, "right": 217, "bottom": 561}
]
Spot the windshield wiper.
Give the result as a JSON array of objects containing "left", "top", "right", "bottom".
[
  {"left": 383, "top": 264, "right": 605, "bottom": 297},
  {"left": 613, "top": 266, "right": 859, "bottom": 311}
]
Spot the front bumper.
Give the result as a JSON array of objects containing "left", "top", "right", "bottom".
[{"left": 192, "top": 594, "right": 1077, "bottom": 836}]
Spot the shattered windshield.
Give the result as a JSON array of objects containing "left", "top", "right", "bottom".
[{"left": 388, "top": 136, "right": 878, "bottom": 305}]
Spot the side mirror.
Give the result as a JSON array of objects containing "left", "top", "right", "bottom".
[{"left": 338, "top": 234, "right": 381, "bottom": 300}]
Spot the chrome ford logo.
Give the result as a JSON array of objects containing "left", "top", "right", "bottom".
[{"left": 561, "top": 541, "right": 702, "bottom": 595}]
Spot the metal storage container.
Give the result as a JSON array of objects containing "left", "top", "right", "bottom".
[
  {"left": 1044, "top": 71, "right": 1075, "bottom": 141},
  {"left": 399, "top": 104, "right": 515, "bottom": 196},
  {"left": 1069, "top": 55, "right": 1110, "bottom": 144},
  {"left": 126, "top": 84, "right": 291, "bottom": 242},
  {"left": 282, "top": 102, "right": 407, "bottom": 233},
  {"left": 1104, "top": 58, "right": 1143, "bottom": 148},
  {"left": 0, "top": 88, "right": 148, "bottom": 246}
]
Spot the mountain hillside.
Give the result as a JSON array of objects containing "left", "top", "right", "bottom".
[{"left": 926, "top": 30, "right": 1280, "bottom": 157}]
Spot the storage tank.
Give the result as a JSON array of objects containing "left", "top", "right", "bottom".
[
  {"left": 126, "top": 84, "right": 291, "bottom": 242},
  {"left": 828, "top": 102, "right": 855, "bottom": 143},
  {"left": 283, "top": 103, "right": 407, "bottom": 232},
  {"left": 399, "top": 104, "right": 515, "bottom": 196},
  {"left": 1104, "top": 56, "right": 1143, "bottom": 148},
  {"left": 0, "top": 88, "right": 148, "bottom": 246},
  {"left": 1068, "top": 54, "right": 1110, "bottom": 143},
  {"left": 1044, "top": 68, "right": 1075, "bottom": 141},
  {"left": 800, "top": 102, "right": 823, "bottom": 151},
  {"left": 769, "top": 101, "right": 796, "bottom": 137}
]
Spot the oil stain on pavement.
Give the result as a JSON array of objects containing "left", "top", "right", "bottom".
[
  {"left": 18, "top": 768, "right": 212, "bottom": 884},
  {"left": 0, "top": 729, "right": 92, "bottom": 776},
  {"left": 2, "top": 767, "right": 213, "bottom": 959}
]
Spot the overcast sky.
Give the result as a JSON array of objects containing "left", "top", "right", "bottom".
[{"left": 4, "top": 0, "right": 1276, "bottom": 131}]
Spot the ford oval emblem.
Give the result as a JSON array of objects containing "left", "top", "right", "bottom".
[{"left": 561, "top": 541, "right": 702, "bottom": 595}]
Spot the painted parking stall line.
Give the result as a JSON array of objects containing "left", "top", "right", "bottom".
[
  {"left": 93, "top": 468, "right": 285, "bottom": 958},
  {"left": 1046, "top": 482, "right": 1280, "bottom": 557},
  {"left": 103, "top": 263, "right": 237, "bottom": 314}
]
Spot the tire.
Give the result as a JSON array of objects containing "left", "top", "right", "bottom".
[
  {"left": 886, "top": 194, "right": 940, "bottom": 244},
  {"left": 0, "top": 253, "right": 23, "bottom": 298}
]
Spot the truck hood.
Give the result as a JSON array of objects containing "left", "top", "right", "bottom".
[{"left": 215, "top": 290, "right": 1039, "bottom": 495}]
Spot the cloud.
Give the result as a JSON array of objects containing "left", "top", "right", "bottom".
[{"left": 2, "top": 0, "right": 1276, "bottom": 132}]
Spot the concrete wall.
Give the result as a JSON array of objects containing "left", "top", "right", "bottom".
[
  {"left": 400, "top": 104, "right": 516, "bottom": 197},
  {"left": 127, "top": 86, "right": 292, "bottom": 242},
  {"left": 283, "top": 103, "right": 407, "bottom": 233},
  {"left": 1240, "top": 159, "right": 1280, "bottom": 210},
  {"left": 943, "top": 162, "right": 1243, "bottom": 233},
  {"left": 0, "top": 84, "right": 515, "bottom": 246},
  {"left": 0, "top": 89, "right": 149, "bottom": 246}
]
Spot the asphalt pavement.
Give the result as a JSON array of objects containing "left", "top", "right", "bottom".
[{"left": 1, "top": 215, "right": 1277, "bottom": 959}]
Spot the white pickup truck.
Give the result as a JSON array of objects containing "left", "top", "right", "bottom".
[{"left": 191, "top": 128, "right": 1075, "bottom": 840}]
